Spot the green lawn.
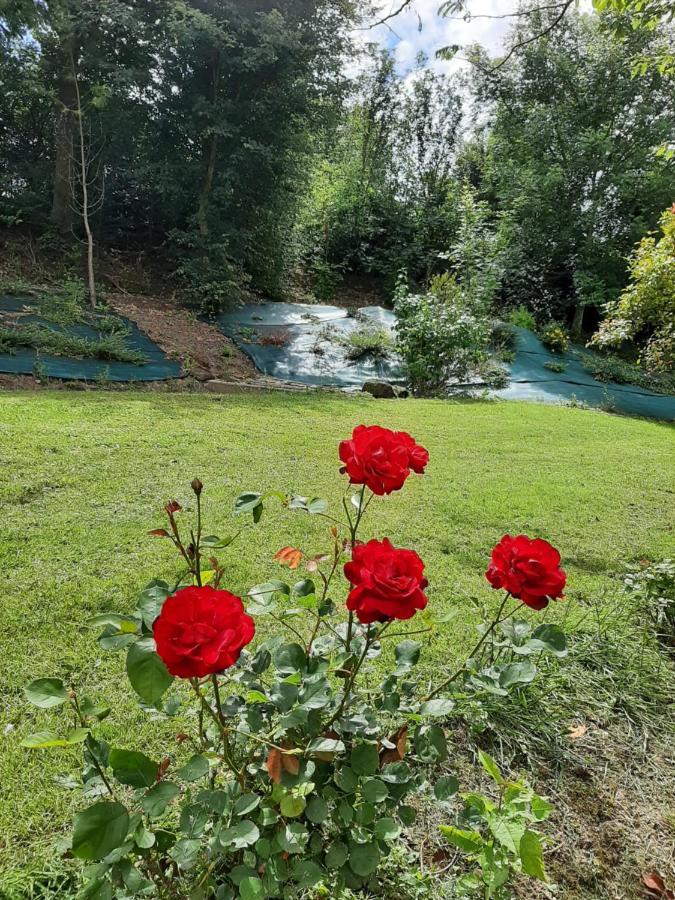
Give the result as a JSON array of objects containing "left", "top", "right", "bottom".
[{"left": 0, "top": 391, "right": 673, "bottom": 892}]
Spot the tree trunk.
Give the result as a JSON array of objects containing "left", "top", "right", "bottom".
[
  {"left": 571, "top": 304, "right": 585, "bottom": 339},
  {"left": 72, "top": 53, "right": 96, "bottom": 308},
  {"left": 196, "top": 52, "right": 221, "bottom": 240},
  {"left": 51, "top": 38, "right": 76, "bottom": 235},
  {"left": 197, "top": 134, "right": 217, "bottom": 239}
]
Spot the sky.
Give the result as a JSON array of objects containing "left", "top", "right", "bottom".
[{"left": 356, "top": 0, "right": 594, "bottom": 76}]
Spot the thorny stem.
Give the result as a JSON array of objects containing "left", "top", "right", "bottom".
[
  {"left": 424, "top": 592, "right": 516, "bottom": 701},
  {"left": 326, "top": 626, "right": 376, "bottom": 729},
  {"left": 70, "top": 693, "right": 115, "bottom": 796}
]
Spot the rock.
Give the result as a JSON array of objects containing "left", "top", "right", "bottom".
[{"left": 362, "top": 380, "right": 407, "bottom": 399}]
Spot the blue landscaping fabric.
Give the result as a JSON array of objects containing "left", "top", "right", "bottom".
[
  {"left": 495, "top": 328, "right": 675, "bottom": 421},
  {"left": 0, "top": 295, "right": 181, "bottom": 382},
  {"left": 213, "top": 302, "right": 675, "bottom": 421},
  {"left": 211, "top": 302, "right": 406, "bottom": 388}
]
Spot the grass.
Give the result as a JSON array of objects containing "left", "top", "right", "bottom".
[
  {"left": 0, "top": 323, "right": 147, "bottom": 365},
  {"left": 342, "top": 326, "right": 394, "bottom": 360},
  {"left": 0, "top": 392, "right": 673, "bottom": 895}
]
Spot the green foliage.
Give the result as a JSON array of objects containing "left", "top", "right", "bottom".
[
  {"left": 395, "top": 273, "right": 489, "bottom": 394},
  {"left": 539, "top": 323, "right": 570, "bottom": 354},
  {"left": 507, "top": 307, "right": 536, "bottom": 331},
  {"left": 543, "top": 360, "right": 567, "bottom": 374},
  {"left": 590, "top": 207, "right": 675, "bottom": 372},
  {"left": 0, "top": 323, "right": 147, "bottom": 365},
  {"left": 341, "top": 326, "right": 393, "bottom": 360},
  {"left": 623, "top": 558, "right": 675, "bottom": 649},
  {"left": 472, "top": 12, "right": 675, "bottom": 321},
  {"left": 575, "top": 350, "right": 675, "bottom": 394},
  {"left": 440, "top": 753, "right": 552, "bottom": 898}
]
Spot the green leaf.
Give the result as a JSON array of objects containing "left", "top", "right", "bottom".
[
  {"left": 293, "top": 859, "right": 324, "bottom": 888},
  {"left": 310, "top": 737, "right": 345, "bottom": 755},
  {"left": 350, "top": 743, "right": 379, "bottom": 776},
  {"left": 239, "top": 876, "right": 264, "bottom": 900},
  {"left": 439, "top": 825, "right": 483, "bottom": 853},
  {"left": 109, "top": 749, "right": 158, "bottom": 788},
  {"left": 478, "top": 750, "right": 504, "bottom": 785},
  {"left": 374, "top": 817, "right": 400, "bottom": 841},
  {"left": 414, "top": 724, "right": 448, "bottom": 764},
  {"left": 326, "top": 840, "right": 348, "bottom": 869},
  {"left": 420, "top": 698, "right": 454, "bottom": 717},
  {"left": 126, "top": 638, "right": 173, "bottom": 704},
  {"left": 305, "top": 795, "right": 329, "bottom": 823},
  {"left": 21, "top": 729, "right": 88, "bottom": 748},
  {"left": 25, "top": 678, "right": 68, "bottom": 709},
  {"left": 273, "top": 642, "right": 306, "bottom": 675},
  {"left": 348, "top": 840, "right": 380, "bottom": 876},
  {"left": 434, "top": 775, "right": 459, "bottom": 801},
  {"left": 141, "top": 782, "right": 180, "bottom": 818},
  {"left": 293, "top": 578, "right": 315, "bottom": 597},
  {"left": 177, "top": 754, "right": 209, "bottom": 782},
  {"left": 307, "top": 497, "right": 329, "bottom": 514},
  {"left": 220, "top": 820, "right": 259, "bottom": 850},
  {"left": 499, "top": 659, "right": 537, "bottom": 689},
  {"left": 133, "top": 823, "right": 155, "bottom": 849},
  {"left": 531, "top": 794, "right": 554, "bottom": 821},
  {"left": 280, "top": 795, "right": 306, "bottom": 818},
  {"left": 277, "top": 822, "right": 309, "bottom": 854},
  {"left": 520, "top": 829, "right": 547, "bottom": 881},
  {"left": 136, "top": 581, "right": 171, "bottom": 629},
  {"left": 530, "top": 624, "right": 567, "bottom": 657},
  {"left": 72, "top": 802, "right": 130, "bottom": 860},
  {"left": 235, "top": 492, "right": 263, "bottom": 515},
  {"left": 394, "top": 640, "right": 421, "bottom": 673},
  {"left": 489, "top": 814, "right": 526, "bottom": 855},
  {"left": 169, "top": 837, "right": 201, "bottom": 869},
  {"left": 362, "top": 778, "right": 388, "bottom": 803},
  {"left": 234, "top": 794, "right": 260, "bottom": 816}
]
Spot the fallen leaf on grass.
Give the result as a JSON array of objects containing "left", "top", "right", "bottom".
[
  {"left": 568, "top": 724, "right": 588, "bottom": 740},
  {"left": 643, "top": 871, "right": 675, "bottom": 899}
]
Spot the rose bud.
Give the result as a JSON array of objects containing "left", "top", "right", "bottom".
[{"left": 191, "top": 478, "right": 203, "bottom": 496}]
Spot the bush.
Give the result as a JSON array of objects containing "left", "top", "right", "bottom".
[
  {"left": 575, "top": 350, "right": 675, "bottom": 395},
  {"left": 540, "top": 323, "right": 570, "bottom": 354},
  {"left": 395, "top": 274, "right": 490, "bottom": 394},
  {"left": 22, "top": 426, "right": 567, "bottom": 898},
  {"left": 590, "top": 206, "right": 675, "bottom": 373},
  {"left": 341, "top": 326, "right": 393, "bottom": 360},
  {"left": 508, "top": 306, "right": 536, "bottom": 331}
]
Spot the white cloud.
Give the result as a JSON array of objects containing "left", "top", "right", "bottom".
[{"left": 357, "top": 0, "right": 594, "bottom": 76}]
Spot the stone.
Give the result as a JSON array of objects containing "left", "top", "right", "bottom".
[{"left": 362, "top": 380, "right": 404, "bottom": 399}]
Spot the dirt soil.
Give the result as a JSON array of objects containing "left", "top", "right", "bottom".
[{"left": 107, "top": 292, "right": 256, "bottom": 381}]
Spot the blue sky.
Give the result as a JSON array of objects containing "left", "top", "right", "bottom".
[{"left": 358, "top": 0, "right": 593, "bottom": 75}]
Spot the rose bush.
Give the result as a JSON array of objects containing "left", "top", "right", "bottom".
[{"left": 23, "top": 424, "right": 567, "bottom": 899}]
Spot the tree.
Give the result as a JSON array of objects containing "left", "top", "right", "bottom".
[
  {"left": 590, "top": 206, "right": 675, "bottom": 372},
  {"left": 469, "top": 11, "right": 675, "bottom": 329}
]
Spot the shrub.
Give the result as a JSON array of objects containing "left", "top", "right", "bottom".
[
  {"left": 395, "top": 274, "right": 490, "bottom": 394},
  {"left": 341, "top": 326, "right": 393, "bottom": 360},
  {"left": 507, "top": 306, "right": 536, "bottom": 331},
  {"left": 0, "top": 323, "right": 147, "bottom": 365},
  {"left": 543, "top": 361, "right": 567, "bottom": 374},
  {"left": 540, "top": 323, "right": 569, "bottom": 354},
  {"left": 575, "top": 350, "right": 675, "bottom": 394},
  {"left": 23, "top": 426, "right": 567, "bottom": 898},
  {"left": 590, "top": 206, "right": 675, "bottom": 373}
]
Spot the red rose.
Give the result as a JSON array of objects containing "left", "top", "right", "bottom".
[
  {"left": 153, "top": 585, "right": 255, "bottom": 678},
  {"left": 485, "top": 534, "right": 566, "bottom": 610},
  {"left": 339, "top": 425, "right": 429, "bottom": 495},
  {"left": 345, "top": 538, "right": 429, "bottom": 624}
]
